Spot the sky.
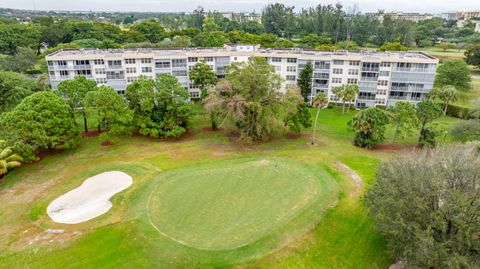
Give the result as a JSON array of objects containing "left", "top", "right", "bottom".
[{"left": 0, "top": 0, "right": 477, "bottom": 14}]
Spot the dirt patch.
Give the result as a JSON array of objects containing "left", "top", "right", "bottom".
[
  {"left": 82, "top": 130, "right": 101, "bottom": 137},
  {"left": 35, "top": 149, "right": 63, "bottom": 162},
  {"left": 285, "top": 132, "right": 301, "bottom": 140},
  {"left": 335, "top": 162, "right": 363, "bottom": 197},
  {"left": 101, "top": 140, "right": 116, "bottom": 146},
  {"left": 370, "top": 144, "right": 419, "bottom": 152},
  {"left": 201, "top": 126, "right": 222, "bottom": 132}
]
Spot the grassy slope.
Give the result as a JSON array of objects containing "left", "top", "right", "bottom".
[{"left": 0, "top": 107, "right": 462, "bottom": 268}]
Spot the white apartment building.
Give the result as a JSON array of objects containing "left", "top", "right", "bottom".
[{"left": 46, "top": 44, "right": 439, "bottom": 108}]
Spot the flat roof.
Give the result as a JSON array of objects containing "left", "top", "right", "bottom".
[{"left": 46, "top": 46, "right": 438, "bottom": 63}]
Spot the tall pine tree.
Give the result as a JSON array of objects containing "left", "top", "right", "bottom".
[{"left": 297, "top": 61, "right": 313, "bottom": 103}]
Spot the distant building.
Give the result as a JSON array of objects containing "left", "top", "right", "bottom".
[
  {"left": 46, "top": 44, "right": 438, "bottom": 108},
  {"left": 440, "top": 10, "right": 480, "bottom": 21},
  {"left": 366, "top": 12, "right": 433, "bottom": 22}
]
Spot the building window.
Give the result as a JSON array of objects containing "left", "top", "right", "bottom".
[
  {"left": 141, "top": 58, "right": 152, "bottom": 64},
  {"left": 75, "top": 69, "right": 91, "bottom": 76},
  {"left": 155, "top": 60, "right": 171, "bottom": 68},
  {"left": 49, "top": 71, "right": 55, "bottom": 78},
  {"left": 332, "top": 78, "right": 342, "bottom": 84},
  {"left": 286, "top": 75, "right": 296, "bottom": 81},
  {"left": 108, "top": 60, "right": 122, "bottom": 68},
  {"left": 59, "top": 70, "right": 69, "bottom": 77},
  {"left": 75, "top": 60, "right": 90, "bottom": 65},
  {"left": 172, "top": 70, "right": 188, "bottom": 76},
  {"left": 333, "top": 68, "right": 343, "bottom": 74},
  {"left": 190, "top": 91, "right": 200, "bottom": 98},
  {"left": 379, "top": 71, "right": 390, "bottom": 77},
  {"left": 58, "top": 60, "right": 67, "bottom": 66},
  {"left": 188, "top": 57, "right": 198, "bottom": 62},
  {"left": 125, "top": 59, "right": 136, "bottom": 64},
  {"left": 271, "top": 57, "right": 281, "bottom": 62},
  {"left": 287, "top": 58, "right": 297, "bottom": 63},
  {"left": 380, "top": 62, "right": 391, "bottom": 67},
  {"left": 348, "top": 69, "right": 359, "bottom": 75},
  {"left": 96, "top": 78, "right": 107, "bottom": 84},
  {"left": 127, "top": 77, "right": 138, "bottom": 83},
  {"left": 95, "top": 68, "right": 106, "bottom": 74},
  {"left": 286, "top": 66, "right": 296, "bottom": 72},
  {"left": 376, "top": 89, "right": 387, "bottom": 95},
  {"left": 106, "top": 71, "right": 124, "bottom": 80},
  {"left": 378, "top": 80, "right": 388, "bottom": 86},
  {"left": 141, "top": 67, "right": 152, "bottom": 73},
  {"left": 333, "top": 60, "right": 344, "bottom": 65},
  {"left": 126, "top": 67, "right": 137, "bottom": 74},
  {"left": 274, "top": 65, "right": 281, "bottom": 72},
  {"left": 94, "top": 59, "right": 104, "bottom": 65},
  {"left": 347, "top": 78, "right": 358, "bottom": 84},
  {"left": 172, "top": 59, "right": 187, "bottom": 68},
  {"left": 349, "top": 61, "right": 360, "bottom": 66},
  {"left": 204, "top": 57, "right": 214, "bottom": 62},
  {"left": 47, "top": 61, "right": 54, "bottom": 67}
]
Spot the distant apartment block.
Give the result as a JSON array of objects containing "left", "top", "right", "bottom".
[
  {"left": 366, "top": 12, "right": 433, "bottom": 22},
  {"left": 46, "top": 44, "right": 438, "bottom": 108},
  {"left": 440, "top": 10, "right": 480, "bottom": 21}
]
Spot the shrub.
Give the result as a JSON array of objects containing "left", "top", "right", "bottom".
[
  {"left": 443, "top": 103, "right": 472, "bottom": 119},
  {"left": 418, "top": 128, "right": 437, "bottom": 148},
  {"left": 451, "top": 120, "right": 480, "bottom": 142}
]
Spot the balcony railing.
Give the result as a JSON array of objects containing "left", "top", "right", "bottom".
[
  {"left": 74, "top": 65, "right": 91, "bottom": 70},
  {"left": 392, "top": 67, "right": 435, "bottom": 73}
]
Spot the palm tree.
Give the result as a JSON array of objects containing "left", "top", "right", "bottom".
[
  {"left": 0, "top": 140, "right": 23, "bottom": 178},
  {"left": 311, "top": 92, "right": 329, "bottom": 145},
  {"left": 332, "top": 85, "right": 347, "bottom": 114},
  {"left": 430, "top": 85, "right": 458, "bottom": 115},
  {"left": 344, "top": 84, "right": 359, "bottom": 113},
  {"left": 35, "top": 74, "right": 50, "bottom": 91}
]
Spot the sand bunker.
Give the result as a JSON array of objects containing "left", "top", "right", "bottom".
[{"left": 47, "top": 171, "right": 133, "bottom": 224}]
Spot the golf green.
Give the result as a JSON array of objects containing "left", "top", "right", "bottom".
[{"left": 147, "top": 158, "right": 335, "bottom": 251}]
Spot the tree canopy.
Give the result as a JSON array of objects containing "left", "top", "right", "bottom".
[
  {"left": 435, "top": 60, "right": 472, "bottom": 91},
  {"left": 126, "top": 74, "right": 194, "bottom": 138},
  {"left": 0, "top": 71, "right": 35, "bottom": 113},
  {"left": 366, "top": 144, "right": 480, "bottom": 268},
  {"left": 349, "top": 107, "right": 389, "bottom": 148},
  {"left": 0, "top": 91, "right": 80, "bottom": 161}
]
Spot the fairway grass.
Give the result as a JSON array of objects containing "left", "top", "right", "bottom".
[{"left": 147, "top": 158, "right": 337, "bottom": 251}]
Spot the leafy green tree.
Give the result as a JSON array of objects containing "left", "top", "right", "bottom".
[
  {"left": 72, "top": 38, "right": 121, "bottom": 49},
  {"left": 349, "top": 108, "right": 389, "bottom": 148},
  {"left": 388, "top": 101, "right": 419, "bottom": 143},
  {"left": 430, "top": 85, "right": 459, "bottom": 115},
  {"left": 365, "top": 144, "right": 480, "bottom": 268},
  {"left": 0, "top": 23, "right": 41, "bottom": 54},
  {"left": 297, "top": 61, "right": 313, "bottom": 103},
  {"left": 311, "top": 92, "right": 328, "bottom": 144},
  {"left": 131, "top": 21, "right": 166, "bottom": 43},
  {"left": 126, "top": 74, "right": 194, "bottom": 138},
  {"left": 416, "top": 100, "right": 442, "bottom": 147},
  {"left": 378, "top": 42, "right": 408, "bottom": 51},
  {"left": 435, "top": 60, "right": 472, "bottom": 91},
  {"left": 193, "top": 31, "right": 228, "bottom": 47},
  {"left": 0, "top": 71, "right": 35, "bottom": 113},
  {"left": 0, "top": 47, "right": 38, "bottom": 73},
  {"left": 261, "top": 3, "right": 295, "bottom": 38},
  {"left": 282, "top": 86, "right": 311, "bottom": 134},
  {"left": 0, "top": 91, "right": 80, "bottom": 161},
  {"left": 84, "top": 85, "right": 131, "bottom": 134},
  {"left": 56, "top": 76, "right": 97, "bottom": 133},
  {"left": 465, "top": 44, "right": 480, "bottom": 68},
  {"left": 205, "top": 57, "right": 283, "bottom": 142},
  {"left": 436, "top": 42, "right": 455, "bottom": 52},
  {"left": 189, "top": 61, "right": 217, "bottom": 98},
  {"left": 0, "top": 140, "right": 23, "bottom": 178},
  {"left": 332, "top": 84, "right": 358, "bottom": 114}
]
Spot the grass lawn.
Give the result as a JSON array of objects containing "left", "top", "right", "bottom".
[{"left": 0, "top": 106, "right": 462, "bottom": 268}]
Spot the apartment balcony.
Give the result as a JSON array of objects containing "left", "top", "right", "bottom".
[
  {"left": 389, "top": 95, "right": 407, "bottom": 100},
  {"left": 106, "top": 65, "right": 123, "bottom": 70},
  {"left": 313, "top": 83, "right": 329, "bottom": 89},
  {"left": 392, "top": 67, "right": 435, "bottom": 73},
  {"left": 74, "top": 65, "right": 91, "bottom": 70},
  {"left": 361, "top": 67, "right": 380, "bottom": 72},
  {"left": 391, "top": 86, "right": 428, "bottom": 93}
]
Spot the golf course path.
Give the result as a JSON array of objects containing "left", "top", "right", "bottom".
[{"left": 335, "top": 162, "right": 363, "bottom": 197}]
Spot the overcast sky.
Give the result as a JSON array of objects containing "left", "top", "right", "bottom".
[{"left": 0, "top": 0, "right": 477, "bottom": 14}]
